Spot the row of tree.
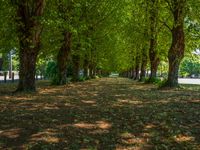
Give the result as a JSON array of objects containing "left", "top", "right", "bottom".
[
  {"left": 119, "top": 0, "right": 200, "bottom": 87},
  {"left": 0, "top": 0, "right": 200, "bottom": 91}
]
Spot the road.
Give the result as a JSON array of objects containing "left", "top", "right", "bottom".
[
  {"left": 0, "top": 75, "right": 200, "bottom": 85},
  {"left": 178, "top": 78, "right": 200, "bottom": 85}
]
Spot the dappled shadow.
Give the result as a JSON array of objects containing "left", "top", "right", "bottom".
[{"left": 0, "top": 78, "right": 200, "bottom": 149}]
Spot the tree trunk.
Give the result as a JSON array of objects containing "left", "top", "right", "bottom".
[
  {"left": 140, "top": 48, "right": 148, "bottom": 81},
  {"left": 149, "top": 55, "right": 160, "bottom": 81},
  {"left": 164, "top": 0, "right": 185, "bottom": 87},
  {"left": 0, "top": 58, "right": 3, "bottom": 71},
  {"left": 148, "top": 0, "right": 160, "bottom": 83},
  {"left": 127, "top": 69, "right": 131, "bottom": 78},
  {"left": 92, "top": 65, "right": 97, "bottom": 78},
  {"left": 134, "top": 54, "right": 140, "bottom": 80},
  {"left": 15, "top": 0, "right": 45, "bottom": 92},
  {"left": 83, "top": 58, "right": 89, "bottom": 78},
  {"left": 135, "top": 66, "right": 140, "bottom": 80},
  {"left": 89, "top": 64, "right": 93, "bottom": 78},
  {"left": 72, "top": 55, "right": 80, "bottom": 82},
  {"left": 57, "top": 32, "right": 72, "bottom": 85},
  {"left": 131, "top": 67, "right": 136, "bottom": 79},
  {"left": 17, "top": 49, "right": 38, "bottom": 91}
]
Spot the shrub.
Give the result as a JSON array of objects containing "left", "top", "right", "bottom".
[{"left": 145, "top": 77, "right": 161, "bottom": 84}]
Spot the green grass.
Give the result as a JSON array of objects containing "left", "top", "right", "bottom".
[{"left": 0, "top": 78, "right": 200, "bottom": 149}]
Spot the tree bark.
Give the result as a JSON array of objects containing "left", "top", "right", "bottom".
[
  {"left": 57, "top": 32, "right": 72, "bottom": 85},
  {"left": 165, "top": 0, "right": 185, "bottom": 87},
  {"left": 149, "top": 52, "right": 160, "bottom": 81},
  {"left": 92, "top": 65, "right": 97, "bottom": 78},
  {"left": 15, "top": 0, "right": 45, "bottom": 92},
  {"left": 0, "top": 58, "right": 3, "bottom": 71},
  {"left": 72, "top": 55, "right": 80, "bottom": 82},
  {"left": 89, "top": 63, "right": 93, "bottom": 78},
  {"left": 131, "top": 67, "right": 136, "bottom": 79},
  {"left": 140, "top": 48, "right": 148, "bottom": 81},
  {"left": 83, "top": 58, "right": 89, "bottom": 78},
  {"left": 148, "top": 0, "right": 160, "bottom": 83},
  {"left": 134, "top": 55, "right": 140, "bottom": 80},
  {"left": 135, "top": 66, "right": 140, "bottom": 80}
]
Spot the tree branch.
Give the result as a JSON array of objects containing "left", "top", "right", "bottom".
[{"left": 159, "top": 19, "right": 172, "bottom": 32}]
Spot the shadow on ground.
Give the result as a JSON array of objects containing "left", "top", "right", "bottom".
[{"left": 0, "top": 78, "right": 200, "bottom": 149}]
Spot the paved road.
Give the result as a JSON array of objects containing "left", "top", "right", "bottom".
[
  {"left": 0, "top": 75, "right": 200, "bottom": 85},
  {"left": 178, "top": 78, "right": 200, "bottom": 85}
]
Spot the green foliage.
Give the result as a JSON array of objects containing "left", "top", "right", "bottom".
[
  {"left": 45, "top": 61, "right": 59, "bottom": 84},
  {"left": 180, "top": 56, "right": 200, "bottom": 77},
  {"left": 0, "top": 0, "right": 18, "bottom": 53},
  {"left": 78, "top": 76, "right": 86, "bottom": 82},
  {"left": 1, "top": 0, "right": 200, "bottom": 85},
  {"left": 158, "top": 78, "right": 168, "bottom": 88},
  {"left": 145, "top": 77, "right": 162, "bottom": 84}
]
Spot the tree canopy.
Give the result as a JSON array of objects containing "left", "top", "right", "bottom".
[{"left": 0, "top": 0, "right": 200, "bottom": 90}]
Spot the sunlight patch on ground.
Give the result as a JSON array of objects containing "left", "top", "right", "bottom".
[
  {"left": 141, "top": 132, "right": 151, "bottom": 138},
  {"left": 28, "top": 103, "right": 59, "bottom": 111},
  {"left": 0, "top": 96, "right": 12, "bottom": 100},
  {"left": 43, "top": 104, "right": 60, "bottom": 110},
  {"left": 116, "top": 141, "right": 150, "bottom": 150},
  {"left": 59, "top": 121, "right": 112, "bottom": 131},
  {"left": 156, "top": 99, "right": 170, "bottom": 104},
  {"left": 189, "top": 99, "right": 200, "bottom": 103},
  {"left": 96, "top": 121, "right": 112, "bottom": 129},
  {"left": 81, "top": 100, "right": 96, "bottom": 104},
  {"left": 30, "top": 129, "right": 59, "bottom": 143},
  {"left": 73, "top": 122, "right": 96, "bottom": 129},
  {"left": 120, "top": 132, "right": 134, "bottom": 138},
  {"left": 114, "top": 94, "right": 128, "bottom": 97},
  {"left": 174, "top": 134, "right": 195, "bottom": 142},
  {"left": 117, "top": 99, "right": 143, "bottom": 105},
  {"left": 64, "top": 102, "right": 74, "bottom": 106},
  {"left": 116, "top": 147, "right": 143, "bottom": 150},
  {"left": 39, "top": 88, "right": 62, "bottom": 95},
  {"left": 121, "top": 137, "right": 145, "bottom": 145},
  {"left": 144, "top": 124, "right": 156, "bottom": 129},
  {"left": 118, "top": 132, "right": 148, "bottom": 150},
  {"left": 120, "top": 132, "right": 146, "bottom": 145},
  {"left": 15, "top": 97, "right": 32, "bottom": 101},
  {"left": 73, "top": 121, "right": 112, "bottom": 130},
  {"left": 0, "top": 128, "right": 22, "bottom": 139}
]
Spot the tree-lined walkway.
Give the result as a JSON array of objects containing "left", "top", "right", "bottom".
[{"left": 0, "top": 78, "right": 200, "bottom": 149}]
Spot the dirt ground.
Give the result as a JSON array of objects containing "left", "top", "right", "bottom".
[{"left": 0, "top": 78, "right": 200, "bottom": 150}]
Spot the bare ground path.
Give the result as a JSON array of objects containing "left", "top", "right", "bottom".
[{"left": 0, "top": 78, "right": 200, "bottom": 150}]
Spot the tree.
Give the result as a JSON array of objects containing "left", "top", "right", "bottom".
[
  {"left": 56, "top": 0, "right": 74, "bottom": 85},
  {"left": 163, "top": 0, "right": 186, "bottom": 87},
  {"left": 57, "top": 32, "right": 72, "bottom": 84},
  {"left": 148, "top": 0, "right": 160, "bottom": 82},
  {"left": 180, "top": 56, "right": 200, "bottom": 77},
  {"left": 11, "top": 0, "right": 46, "bottom": 92}
]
